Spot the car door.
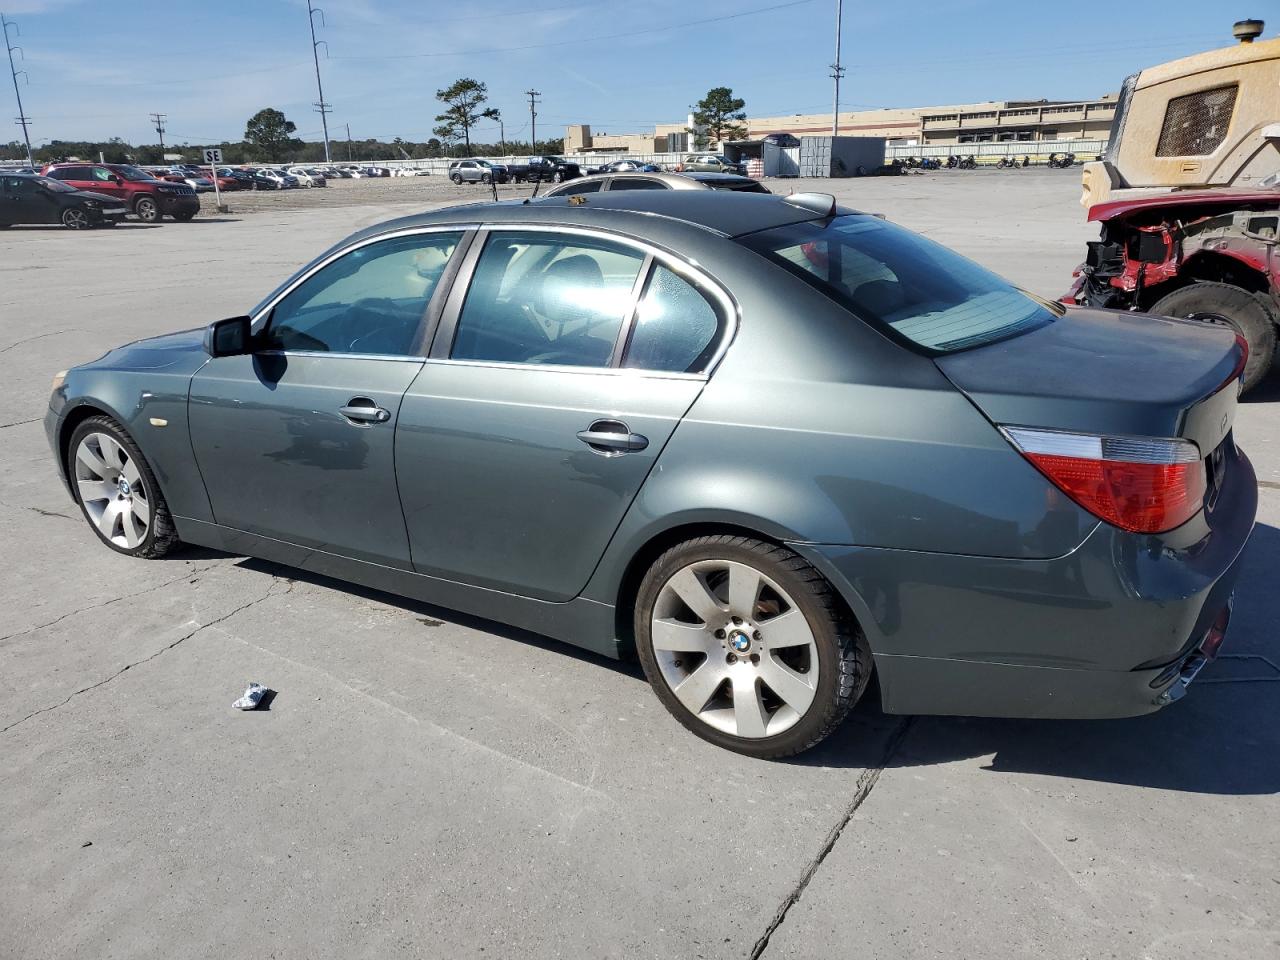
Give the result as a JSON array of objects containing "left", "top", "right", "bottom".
[
  {"left": 396, "top": 227, "right": 733, "bottom": 601},
  {"left": 188, "top": 227, "right": 468, "bottom": 568},
  {"left": 1, "top": 176, "right": 44, "bottom": 223},
  {"left": 85, "top": 166, "right": 127, "bottom": 201},
  {"left": 51, "top": 165, "right": 96, "bottom": 192}
]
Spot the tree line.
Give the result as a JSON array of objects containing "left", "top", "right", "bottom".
[{"left": 1, "top": 82, "right": 746, "bottom": 166}]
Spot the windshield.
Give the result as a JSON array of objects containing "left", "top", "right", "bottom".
[
  {"left": 116, "top": 165, "right": 157, "bottom": 182},
  {"left": 739, "top": 215, "right": 1057, "bottom": 354},
  {"left": 38, "top": 176, "right": 77, "bottom": 193}
]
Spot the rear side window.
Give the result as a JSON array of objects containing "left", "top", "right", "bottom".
[
  {"left": 1156, "top": 85, "right": 1238, "bottom": 157},
  {"left": 265, "top": 232, "right": 460, "bottom": 356},
  {"left": 623, "top": 265, "right": 722, "bottom": 373},
  {"left": 610, "top": 177, "right": 667, "bottom": 191},
  {"left": 740, "top": 215, "right": 1056, "bottom": 354},
  {"left": 451, "top": 231, "right": 644, "bottom": 367}
]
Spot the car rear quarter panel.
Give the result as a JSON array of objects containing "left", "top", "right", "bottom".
[{"left": 583, "top": 254, "right": 1098, "bottom": 605}]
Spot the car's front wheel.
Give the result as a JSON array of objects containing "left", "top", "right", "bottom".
[
  {"left": 61, "top": 207, "right": 90, "bottom": 229},
  {"left": 634, "top": 535, "right": 870, "bottom": 758},
  {"left": 134, "top": 196, "right": 161, "bottom": 223},
  {"left": 1150, "top": 281, "right": 1277, "bottom": 392},
  {"left": 68, "top": 416, "right": 178, "bottom": 558}
]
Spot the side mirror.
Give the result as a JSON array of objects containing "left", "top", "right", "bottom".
[{"left": 204, "top": 316, "right": 253, "bottom": 357}]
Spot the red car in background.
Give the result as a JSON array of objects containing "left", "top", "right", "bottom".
[{"left": 41, "top": 162, "right": 199, "bottom": 223}]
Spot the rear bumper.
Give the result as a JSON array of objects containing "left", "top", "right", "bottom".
[{"left": 792, "top": 444, "right": 1256, "bottom": 719}]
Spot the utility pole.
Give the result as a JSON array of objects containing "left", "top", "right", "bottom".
[
  {"left": 150, "top": 112, "right": 166, "bottom": 156},
  {"left": 2, "top": 13, "right": 34, "bottom": 168},
  {"left": 345, "top": 122, "right": 352, "bottom": 161},
  {"left": 306, "top": 0, "right": 332, "bottom": 164},
  {"left": 830, "top": 0, "right": 844, "bottom": 137},
  {"left": 498, "top": 117, "right": 505, "bottom": 156},
  {"left": 525, "top": 89, "right": 540, "bottom": 152}
]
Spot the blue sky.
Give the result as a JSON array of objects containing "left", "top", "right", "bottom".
[{"left": 0, "top": 0, "right": 1257, "bottom": 147}]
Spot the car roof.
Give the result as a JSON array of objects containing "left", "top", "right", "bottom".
[
  {"left": 348, "top": 189, "right": 846, "bottom": 243},
  {"left": 683, "top": 172, "right": 758, "bottom": 185}
]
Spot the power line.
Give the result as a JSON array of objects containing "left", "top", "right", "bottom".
[
  {"left": 2, "top": 12, "right": 33, "bottom": 167},
  {"left": 306, "top": 0, "right": 333, "bottom": 164},
  {"left": 333, "top": 0, "right": 820, "bottom": 60}
]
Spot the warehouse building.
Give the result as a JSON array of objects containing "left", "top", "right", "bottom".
[{"left": 565, "top": 95, "right": 1118, "bottom": 153}]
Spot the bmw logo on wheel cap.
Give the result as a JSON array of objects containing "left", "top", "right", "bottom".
[{"left": 729, "top": 631, "right": 751, "bottom": 653}]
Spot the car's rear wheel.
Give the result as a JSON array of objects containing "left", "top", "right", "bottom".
[
  {"left": 68, "top": 416, "right": 178, "bottom": 558},
  {"left": 1150, "top": 281, "right": 1276, "bottom": 392},
  {"left": 134, "top": 195, "right": 161, "bottom": 223},
  {"left": 61, "top": 207, "right": 90, "bottom": 229},
  {"left": 634, "top": 535, "right": 870, "bottom": 758}
]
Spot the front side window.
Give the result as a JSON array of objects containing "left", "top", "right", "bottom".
[
  {"left": 623, "top": 265, "right": 722, "bottom": 373},
  {"left": 90, "top": 167, "right": 113, "bottom": 182},
  {"left": 451, "top": 231, "right": 644, "bottom": 367},
  {"left": 1155, "top": 85, "right": 1238, "bottom": 157},
  {"left": 264, "top": 232, "right": 460, "bottom": 356},
  {"left": 740, "top": 215, "right": 1056, "bottom": 354}
]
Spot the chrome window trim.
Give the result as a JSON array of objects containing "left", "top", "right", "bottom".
[
  {"left": 248, "top": 223, "right": 477, "bottom": 334},
  {"left": 434, "top": 222, "right": 740, "bottom": 380},
  {"left": 424, "top": 357, "right": 705, "bottom": 381},
  {"left": 253, "top": 349, "right": 427, "bottom": 364}
]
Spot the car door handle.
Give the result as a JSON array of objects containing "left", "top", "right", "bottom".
[
  {"left": 576, "top": 419, "right": 648, "bottom": 454},
  {"left": 339, "top": 398, "right": 391, "bottom": 424}
]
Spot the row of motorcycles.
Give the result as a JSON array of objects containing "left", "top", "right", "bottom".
[{"left": 894, "top": 151, "right": 1079, "bottom": 171}]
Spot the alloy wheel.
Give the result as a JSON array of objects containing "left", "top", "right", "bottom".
[
  {"left": 62, "top": 208, "right": 89, "bottom": 229},
  {"left": 651, "top": 559, "right": 819, "bottom": 739},
  {"left": 74, "top": 432, "right": 151, "bottom": 549}
]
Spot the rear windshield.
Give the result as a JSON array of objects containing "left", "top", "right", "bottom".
[{"left": 738, "top": 215, "right": 1056, "bottom": 353}]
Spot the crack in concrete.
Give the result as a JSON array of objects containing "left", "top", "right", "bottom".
[
  {"left": 0, "top": 562, "right": 226, "bottom": 648},
  {"left": 0, "top": 570, "right": 290, "bottom": 737},
  {"left": 0, "top": 329, "right": 72, "bottom": 356},
  {"left": 750, "top": 717, "right": 916, "bottom": 960},
  {"left": 0, "top": 418, "right": 39, "bottom": 430}
]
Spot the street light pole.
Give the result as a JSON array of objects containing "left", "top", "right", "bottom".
[
  {"left": 307, "top": 0, "right": 332, "bottom": 164},
  {"left": 2, "top": 13, "right": 34, "bottom": 168}
]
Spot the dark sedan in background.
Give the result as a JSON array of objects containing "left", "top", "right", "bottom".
[
  {"left": 0, "top": 173, "right": 129, "bottom": 228},
  {"left": 45, "top": 190, "right": 1255, "bottom": 757}
]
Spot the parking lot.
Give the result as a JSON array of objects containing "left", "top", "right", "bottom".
[{"left": 1, "top": 168, "right": 1277, "bottom": 959}]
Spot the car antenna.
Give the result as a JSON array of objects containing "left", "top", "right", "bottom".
[
  {"left": 529, "top": 167, "right": 544, "bottom": 200},
  {"left": 490, "top": 172, "right": 499, "bottom": 203}
]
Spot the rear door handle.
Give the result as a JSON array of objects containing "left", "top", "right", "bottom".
[
  {"left": 576, "top": 419, "right": 648, "bottom": 454},
  {"left": 339, "top": 397, "right": 391, "bottom": 424}
]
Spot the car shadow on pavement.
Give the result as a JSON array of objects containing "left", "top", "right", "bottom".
[{"left": 233, "top": 556, "right": 645, "bottom": 680}]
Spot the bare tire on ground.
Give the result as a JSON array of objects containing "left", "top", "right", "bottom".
[
  {"left": 67, "top": 415, "right": 179, "bottom": 558},
  {"left": 634, "top": 535, "right": 871, "bottom": 758},
  {"left": 1150, "top": 281, "right": 1277, "bottom": 393},
  {"left": 134, "top": 195, "right": 161, "bottom": 223}
]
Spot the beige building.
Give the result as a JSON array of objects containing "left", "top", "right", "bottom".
[{"left": 566, "top": 96, "right": 1118, "bottom": 153}]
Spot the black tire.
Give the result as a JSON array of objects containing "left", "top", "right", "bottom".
[
  {"left": 61, "top": 207, "right": 90, "bottom": 229},
  {"left": 1150, "top": 281, "right": 1277, "bottom": 393},
  {"left": 173, "top": 211, "right": 196, "bottom": 222},
  {"left": 450, "top": 173, "right": 463, "bottom": 185},
  {"left": 133, "top": 195, "right": 161, "bottom": 223},
  {"left": 480, "top": 173, "right": 491, "bottom": 184},
  {"left": 634, "top": 535, "right": 871, "bottom": 758},
  {"left": 66, "top": 415, "right": 179, "bottom": 559}
]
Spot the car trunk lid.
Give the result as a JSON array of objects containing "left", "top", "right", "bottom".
[{"left": 935, "top": 306, "right": 1243, "bottom": 455}]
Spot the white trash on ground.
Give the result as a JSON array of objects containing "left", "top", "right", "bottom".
[{"left": 232, "top": 683, "right": 268, "bottom": 711}]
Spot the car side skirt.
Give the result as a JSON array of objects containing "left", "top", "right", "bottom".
[{"left": 173, "top": 518, "right": 622, "bottom": 659}]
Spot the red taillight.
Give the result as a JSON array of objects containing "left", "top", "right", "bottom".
[{"left": 1005, "top": 428, "right": 1206, "bottom": 534}]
